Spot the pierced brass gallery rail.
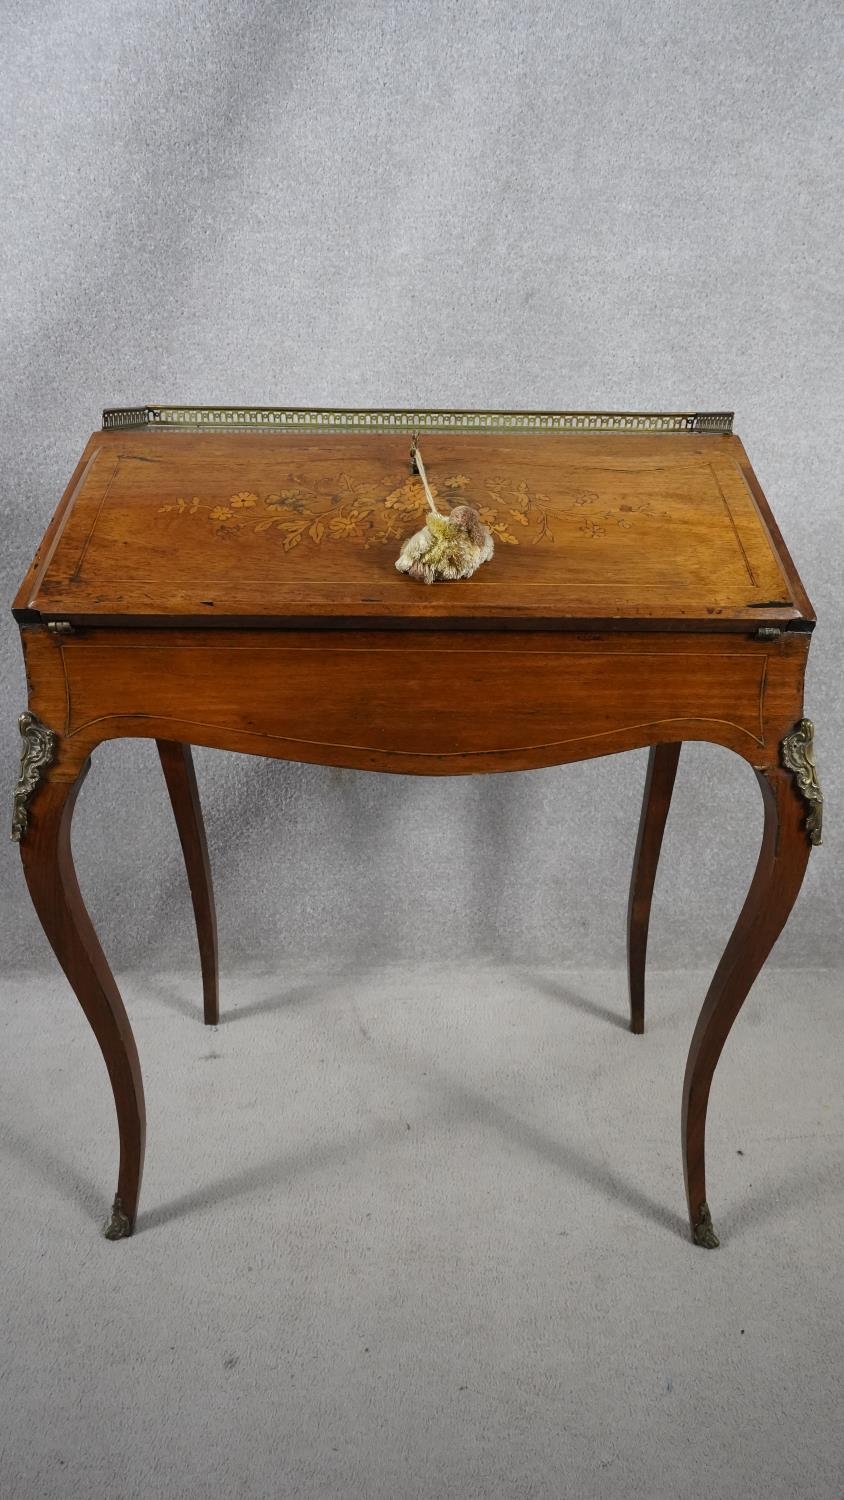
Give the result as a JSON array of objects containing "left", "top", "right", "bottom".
[{"left": 102, "top": 406, "right": 734, "bottom": 435}]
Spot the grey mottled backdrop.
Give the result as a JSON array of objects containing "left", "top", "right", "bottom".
[{"left": 2, "top": 0, "right": 842, "bottom": 972}]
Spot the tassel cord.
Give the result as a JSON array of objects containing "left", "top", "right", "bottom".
[{"left": 411, "top": 439, "right": 442, "bottom": 517}]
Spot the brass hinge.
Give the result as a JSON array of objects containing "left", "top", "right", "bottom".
[
  {"left": 45, "top": 620, "right": 74, "bottom": 636},
  {"left": 754, "top": 626, "right": 782, "bottom": 641}
]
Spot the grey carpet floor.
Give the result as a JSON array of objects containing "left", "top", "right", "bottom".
[{"left": 1, "top": 961, "right": 842, "bottom": 1500}]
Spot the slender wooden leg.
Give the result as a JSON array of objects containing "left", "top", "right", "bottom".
[
  {"left": 627, "top": 742, "right": 681, "bottom": 1034},
  {"left": 156, "top": 740, "right": 219, "bottom": 1026},
  {"left": 682, "top": 762, "right": 813, "bottom": 1248},
  {"left": 18, "top": 758, "right": 146, "bottom": 1238}
]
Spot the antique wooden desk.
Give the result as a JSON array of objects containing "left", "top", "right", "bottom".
[{"left": 12, "top": 406, "right": 822, "bottom": 1248}]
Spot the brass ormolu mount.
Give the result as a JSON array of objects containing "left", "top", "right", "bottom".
[
  {"left": 11, "top": 712, "right": 57, "bottom": 844},
  {"left": 782, "top": 718, "right": 823, "bottom": 847}
]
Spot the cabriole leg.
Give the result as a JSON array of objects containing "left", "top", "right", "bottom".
[
  {"left": 156, "top": 740, "right": 219, "bottom": 1026},
  {"left": 627, "top": 742, "right": 682, "bottom": 1034},
  {"left": 14, "top": 724, "right": 146, "bottom": 1239},
  {"left": 682, "top": 727, "right": 821, "bottom": 1248}
]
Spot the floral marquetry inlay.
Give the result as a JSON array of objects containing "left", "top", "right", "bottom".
[{"left": 157, "top": 472, "right": 671, "bottom": 552}]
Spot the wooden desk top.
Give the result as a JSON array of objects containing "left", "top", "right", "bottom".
[{"left": 14, "top": 407, "right": 813, "bottom": 634}]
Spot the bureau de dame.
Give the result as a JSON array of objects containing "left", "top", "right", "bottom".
[{"left": 12, "top": 408, "right": 822, "bottom": 1248}]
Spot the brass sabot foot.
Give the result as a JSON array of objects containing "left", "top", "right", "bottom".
[
  {"left": 692, "top": 1201, "right": 720, "bottom": 1249},
  {"left": 103, "top": 1196, "right": 133, "bottom": 1240}
]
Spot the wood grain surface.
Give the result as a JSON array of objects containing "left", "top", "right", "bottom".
[
  {"left": 19, "top": 625, "right": 809, "bottom": 775},
  {"left": 13, "top": 428, "right": 812, "bottom": 631}
]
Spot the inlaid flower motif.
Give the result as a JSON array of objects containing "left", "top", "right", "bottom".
[
  {"left": 489, "top": 522, "right": 518, "bottom": 545},
  {"left": 157, "top": 474, "right": 668, "bottom": 548},
  {"left": 329, "top": 515, "right": 359, "bottom": 537}
]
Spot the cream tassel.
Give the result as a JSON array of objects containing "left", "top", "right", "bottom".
[{"left": 395, "top": 437, "right": 494, "bottom": 584}]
